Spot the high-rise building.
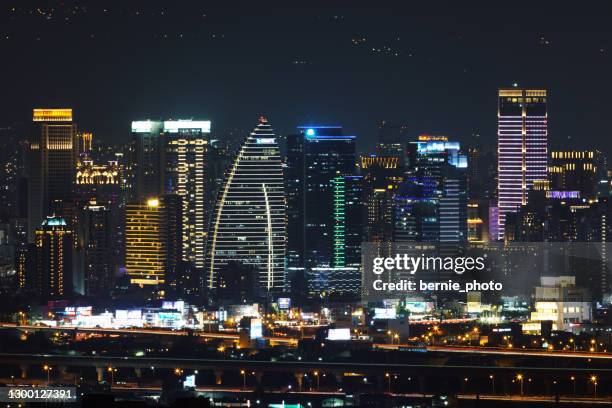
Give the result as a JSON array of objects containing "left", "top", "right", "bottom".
[
  {"left": 407, "top": 135, "right": 467, "bottom": 178},
  {"left": 131, "top": 120, "right": 163, "bottom": 202},
  {"left": 34, "top": 216, "right": 73, "bottom": 298},
  {"left": 376, "top": 121, "right": 407, "bottom": 166},
  {"left": 466, "top": 148, "right": 497, "bottom": 200},
  {"left": 399, "top": 136, "right": 467, "bottom": 245},
  {"left": 205, "top": 117, "right": 286, "bottom": 295},
  {"left": 549, "top": 150, "right": 605, "bottom": 201},
  {"left": 497, "top": 88, "right": 548, "bottom": 240},
  {"left": 439, "top": 165, "right": 468, "bottom": 244},
  {"left": 83, "top": 202, "right": 114, "bottom": 296},
  {"left": 393, "top": 175, "right": 440, "bottom": 242},
  {"left": 284, "top": 126, "right": 360, "bottom": 296},
  {"left": 76, "top": 158, "right": 121, "bottom": 205},
  {"left": 125, "top": 198, "right": 166, "bottom": 286},
  {"left": 28, "top": 109, "right": 78, "bottom": 242},
  {"left": 161, "top": 194, "right": 183, "bottom": 294},
  {"left": 302, "top": 126, "right": 356, "bottom": 269},
  {"left": 361, "top": 155, "right": 403, "bottom": 245},
  {"left": 285, "top": 132, "right": 305, "bottom": 270},
  {"left": 163, "top": 120, "right": 211, "bottom": 271}
]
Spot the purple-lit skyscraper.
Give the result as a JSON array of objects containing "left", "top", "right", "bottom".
[{"left": 497, "top": 88, "right": 548, "bottom": 240}]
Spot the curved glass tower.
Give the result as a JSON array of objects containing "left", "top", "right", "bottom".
[{"left": 205, "top": 117, "right": 286, "bottom": 294}]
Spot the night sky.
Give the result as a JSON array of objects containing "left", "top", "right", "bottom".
[{"left": 2, "top": 1, "right": 612, "bottom": 156}]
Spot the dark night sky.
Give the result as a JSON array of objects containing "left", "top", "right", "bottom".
[{"left": 2, "top": 1, "right": 612, "bottom": 156}]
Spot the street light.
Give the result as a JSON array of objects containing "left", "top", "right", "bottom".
[
  {"left": 591, "top": 375, "right": 597, "bottom": 398},
  {"left": 240, "top": 370, "right": 246, "bottom": 390},
  {"left": 385, "top": 373, "right": 391, "bottom": 393},
  {"left": 313, "top": 371, "right": 319, "bottom": 390},
  {"left": 570, "top": 376, "right": 576, "bottom": 395},
  {"left": 108, "top": 366, "right": 117, "bottom": 386},
  {"left": 489, "top": 375, "right": 495, "bottom": 394},
  {"left": 516, "top": 374, "right": 524, "bottom": 396},
  {"left": 43, "top": 365, "right": 52, "bottom": 385}
]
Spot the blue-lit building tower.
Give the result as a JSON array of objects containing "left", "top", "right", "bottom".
[{"left": 396, "top": 136, "right": 468, "bottom": 245}]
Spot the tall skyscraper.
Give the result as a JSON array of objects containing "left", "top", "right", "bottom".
[
  {"left": 83, "top": 201, "right": 114, "bottom": 296},
  {"left": 161, "top": 194, "right": 183, "bottom": 294},
  {"left": 285, "top": 132, "right": 305, "bottom": 270},
  {"left": 400, "top": 136, "right": 468, "bottom": 245},
  {"left": 439, "top": 165, "right": 468, "bottom": 244},
  {"left": 393, "top": 175, "right": 440, "bottom": 242},
  {"left": 302, "top": 126, "right": 356, "bottom": 269},
  {"left": 34, "top": 216, "right": 73, "bottom": 298},
  {"left": 361, "top": 155, "right": 404, "bottom": 245},
  {"left": 163, "top": 120, "right": 211, "bottom": 271},
  {"left": 205, "top": 117, "right": 286, "bottom": 295},
  {"left": 131, "top": 120, "right": 163, "bottom": 202},
  {"left": 284, "top": 126, "right": 360, "bottom": 296},
  {"left": 497, "top": 88, "right": 548, "bottom": 240},
  {"left": 28, "top": 109, "right": 78, "bottom": 242},
  {"left": 125, "top": 198, "right": 166, "bottom": 287}
]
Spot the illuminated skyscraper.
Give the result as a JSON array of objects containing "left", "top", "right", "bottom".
[
  {"left": 131, "top": 120, "right": 163, "bottom": 202},
  {"left": 125, "top": 198, "right": 166, "bottom": 286},
  {"left": 163, "top": 120, "right": 211, "bottom": 271},
  {"left": 205, "top": 117, "right": 285, "bottom": 294},
  {"left": 301, "top": 126, "right": 356, "bottom": 269},
  {"left": 284, "top": 126, "right": 361, "bottom": 296},
  {"left": 497, "top": 88, "right": 548, "bottom": 240},
  {"left": 361, "top": 155, "right": 403, "bottom": 245},
  {"left": 34, "top": 216, "right": 73, "bottom": 298},
  {"left": 28, "top": 109, "right": 78, "bottom": 242},
  {"left": 400, "top": 136, "right": 467, "bottom": 245}
]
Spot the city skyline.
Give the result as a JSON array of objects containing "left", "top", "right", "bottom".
[{"left": 1, "top": 4, "right": 612, "bottom": 406}]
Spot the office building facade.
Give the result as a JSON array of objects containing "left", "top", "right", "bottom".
[
  {"left": 163, "top": 120, "right": 211, "bottom": 271},
  {"left": 497, "top": 88, "right": 548, "bottom": 240},
  {"left": 28, "top": 109, "right": 78, "bottom": 242},
  {"left": 34, "top": 216, "right": 73, "bottom": 298},
  {"left": 125, "top": 198, "right": 166, "bottom": 286},
  {"left": 205, "top": 117, "right": 286, "bottom": 295}
]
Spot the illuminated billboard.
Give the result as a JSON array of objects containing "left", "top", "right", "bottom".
[
  {"left": 327, "top": 328, "right": 351, "bottom": 341},
  {"left": 373, "top": 308, "right": 397, "bottom": 319},
  {"left": 250, "top": 318, "right": 263, "bottom": 339}
]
